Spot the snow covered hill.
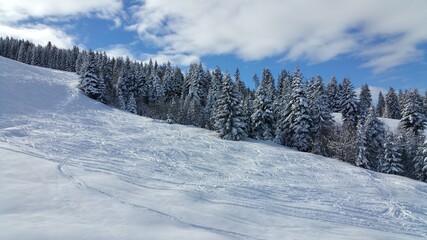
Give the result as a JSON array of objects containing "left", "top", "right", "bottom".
[{"left": 1, "top": 56, "right": 426, "bottom": 239}]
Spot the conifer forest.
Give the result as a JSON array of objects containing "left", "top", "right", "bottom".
[{"left": 1, "top": 36, "right": 426, "bottom": 183}]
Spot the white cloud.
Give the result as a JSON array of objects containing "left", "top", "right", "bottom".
[
  {"left": 128, "top": 0, "right": 427, "bottom": 72},
  {"left": 0, "top": 24, "right": 75, "bottom": 48},
  {"left": 0, "top": 0, "right": 123, "bottom": 49},
  {"left": 0, "top": 0, "right": 122, "bottom": 23},
  {"left": 101, "top": 44, "right": 136, "bottom": 60},
  {"left": 141, "top": 53, "right": 200, "bottom": 66},
  {"left": 102, "top": 44, "right": 200, "bottom": 66}
]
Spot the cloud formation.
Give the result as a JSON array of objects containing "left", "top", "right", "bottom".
[
  {"left": 0, "top": 0, "right": 122, "bottom": 23},
  {"left": 0, "top": 0, "right": 123, "bottom": 48},
  {"left": 129, "top": 0, "right": 427, "bottom": 72},
  {"left": 102, "top": 44, "right": 137, "bottom": 60},
  {"left": 102, "top": 43, "right": 200, "bottom": 66},
  {"left": 141, "top": 53, "right": 200, "bottom": 66},
  {"left": 0, "top": 24, "right": 74, "bottom": 49}
]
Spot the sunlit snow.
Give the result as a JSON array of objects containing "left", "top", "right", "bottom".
[{"left": 1, "top": 57, "right": 426, "bottom": 239}]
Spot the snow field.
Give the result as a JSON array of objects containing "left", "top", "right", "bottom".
[{"left": 1, "top": 56, "right": 427, "bottom": 239}]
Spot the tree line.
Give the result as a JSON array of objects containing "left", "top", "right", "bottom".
[{"left": 1, "top": 36, "right": 426, "bottom": 182}]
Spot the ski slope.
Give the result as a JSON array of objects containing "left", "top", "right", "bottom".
[{"left": 1, "top": 56, "right": 426, "bottom": 239}]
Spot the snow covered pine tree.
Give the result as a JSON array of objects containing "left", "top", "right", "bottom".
[
  {"left": 214, "top": 74, "right": 246, "bottom": 140},
  {"left": 78, "top": 50, "right": 102, "bottom": 100}
]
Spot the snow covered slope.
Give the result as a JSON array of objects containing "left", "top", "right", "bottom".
[{"left": 1, "top": 56, "right": 426, "bottom": 239}]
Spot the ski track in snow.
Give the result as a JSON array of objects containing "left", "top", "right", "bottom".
[{"left": 1, "top": 57, "right": 427, "bottom": 239}]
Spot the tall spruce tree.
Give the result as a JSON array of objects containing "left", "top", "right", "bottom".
[
  {"left": 163, "top": 62, "right": 179, "bottom": 101},
  {"left": 205, "top": 67, "right": 223, "bottom": 130},
  {"left": 252, "top": 73, "right": 260, "bottom": 89},
  {"left": 376, "top": 91, "right": 385, "bottom": 117},
  {"left": 380, "top": 132, "right": 404, "bottom": 175},
  {"left": 116, "top": 57, "right": 134, "bottom": 108},
  {"left": 250, "top": 69, "right": 276, "bottom": 140},
  {"left": 397, "top": 125, "right": 419, "bottom": 177},
  {"left": 364, "top": 106, "right": 386, "bottom": 170},
  {"left": 183, "top": 88, "right": 202, "bottom": 126},
  {"left": 282, "top": 67, "right": 312, "bottom": 152},
  {"left": 413, "top": 137, "right": 427, "bottom": 182},
  {"left": 423, "top": 90, "right": 427, "bottom": 115},
  {"left": 358, "top": 84, "right": 372, "bottom": 123},
  {"left": 326, "top": 76, "right": 340, "bottom": 112},
  {"left": 356, "top": 120, "right": 371, "bottom": 169},
  {"left": 214, "top": 74, "right": 246, "bottom": 140},
  {"left": 78, "top": 50, "right": 102, "bottom": 100},
  {"left": 182, "top": 63, "right": 207, "bottom": 126},
  {"left": 400, "top": 90, "right": 427, "bottom": 136},
  {"left": 340, "top": 77, "right": 359, "bottom": 129},
  {"left": 384, "top": 87, "right": 401, "bottom": 119},
  {"left": 127, "top": 92, "right": 137, "bottom": 114},
  {"left": 307, "top": 75, "right": 334, "bottom": 156},
  {"left": 235, "top": 68, "right": 246, "bottom": 97},
  {"left": 274, "top": 69, "right": 292, "bottom": 143}
]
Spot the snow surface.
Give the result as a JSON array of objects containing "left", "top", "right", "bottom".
[{"left": 1, "top": 56, "right": 427, "bottom": 239}]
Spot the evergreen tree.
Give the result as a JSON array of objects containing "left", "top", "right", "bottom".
[
  {"left": 49, "top": 45, "right": 58, "bottom": 69},
  {"left": 277, "top": 69, "right": 292, "bottom": 103},
  {"left": 182, "top": 63, "right": 207, "bottom": 126},
  {"left": 413, "top": 137, "right": 427, "bottom": 182},
  {"left": 252, "top": 73, "right": 260, "bottom": 89},
  {"left": 340, "top": 77, "right": 359, "bottom": 129},
  {"left": 400, "top": 90, "right": 427, "bottom": 135},
  {"left": 235, "top": 68, "right": 246, "bottom": 97},
  {"left": 423, "top": 90, "right": 427, "bottom": 116},
  {"left": 78, "top": 50, "right": 102, "bottom": 100},
  {"left": 162, "top": 62, "right": 174, "bottom": 100},
  {"left": 376, "top": 91, "right": 385, "bottom": 117},
  {"left": 117, "top": 90, "right": 126, "bottom": 110},
  {"left": 358, "top": 84, "right": 372, "bottom": 123},
  {"left": 397, "top": 125, "right": 419, "bottom": 177},
  {"left": 250, "top": 69, "right": 276, "bottom": 140},
  {"left": 127, "top": 92, "right": 137, "bottom": 114},
  {"left": 148, "top": 65, "right": 164, "bottom": 103},
  {"left": 17, "top": 42, "right": 26, "bottom": 63},
  {"left": 307, "top": 75, "right": 334, "bottom": 156},
  {"left": 96, "top": 53, "right": 111, "bottom": 104},
  {"left": 75, "top": 50, "right": 87, "bottom": 75},
  {"left": 112, "top": 57, "right": 124, "bottom": 85},
  {"left": 380, "top": 132, "right": 404, "bottom": 175},
  {"left": 70, "top": 46, "right": 79, "bottom": 72},
  {"left": 364, "top": 106, "right": 386, "bottom": 170},
  {"left": 356, "top": 120, "right": 371, "bottom": 169},
  {"left": 183, "top": 87, "right": 203, "bottom": 126},
  {"left": 135, "top": 64, "right": 148, "bottom": 104},
  {"left": 205, "top": 67, "right": 223, "bottom": 130},
  {"left": 398, "top": 90, "right": 405, "bottom": 112},
  {"left": 384, "top": 87, "right": 401, "bottom": 119},
  {"left": 163, "top": 63, "right": 182, "bottom": 101},
  {"left": 274, "top": 70, "right": 292, "bottom": 142},
  {"left": 31, "top": 45, "right": 43, "bottom": 66},
  {"left": 282, "top": 67, "right": 312, "bottom": 151},
  {"left": 116, "top": 57, "right": 133, "bottom": 107},
  {"left": 214, "top": 74, "right": 246, "bottom": 140},
  {"left": 262, "top": 68, "right": 276, "bottom": 97},
  {"left": 242, "top": 94, "right": 254, "bottom": 138},
  {"left": 326, "top": 77, "right": 339, "bottom": 112}
]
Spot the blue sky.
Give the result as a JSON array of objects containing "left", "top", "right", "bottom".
[{"left": 1, "top": 0, "right": 427, "bottom": 98}]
